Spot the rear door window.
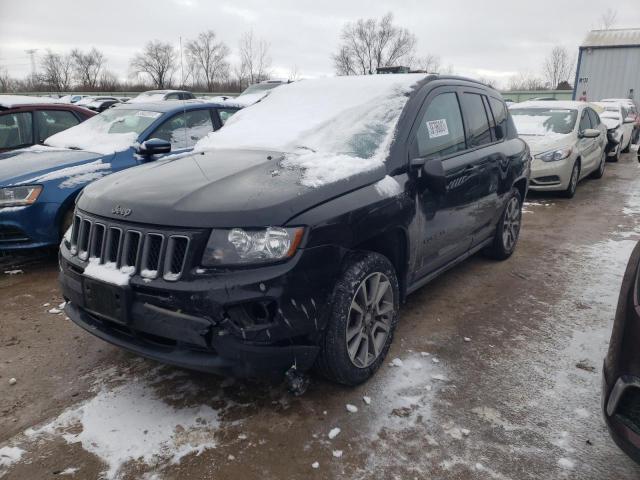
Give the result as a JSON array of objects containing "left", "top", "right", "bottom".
[
  {"left": 461, "top": 93, "right": 493, "bottom": 148},
  {"left": 35, "top": 110, "right": 80, "bottom": 143},
  {"left": 414, "top": 92, "right": 466, "bottom": 160},
  {"left": 150, "top": 109, "right": 214, "bottom": 150},
  {"left": 0, "top": 111, "right": 33, "bottom": 149}
]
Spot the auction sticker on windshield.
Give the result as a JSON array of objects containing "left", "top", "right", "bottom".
[{"left": 426, "top": 119, "right": 449, "bottom": 138}]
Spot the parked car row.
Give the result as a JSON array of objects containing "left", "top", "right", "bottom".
[
  {"left": 508, "top": 97, "right": 639, "bottom": 197},
  {"left": 1, "top": 75, "right": 639, "bottom": 465}
]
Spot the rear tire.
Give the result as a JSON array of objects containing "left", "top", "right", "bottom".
[
  {"left": 484, "top": 188, "right": 522, "bottom": 261},
  {"left": 562, "top": 161, "right": 580, "bottom": 198},
  {"left": 315, "top": 252, "right": 399, "bottom": 386}
]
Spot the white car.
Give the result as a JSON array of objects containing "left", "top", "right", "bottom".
[
  {"left": 593, "top": 101, "right": 635, "bottom": 161},
  {"left": 510, "top": 101, "right": 607, "bottom": 198}
]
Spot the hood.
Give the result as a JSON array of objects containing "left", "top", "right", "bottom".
[
  {"left": 77, "top": 149, "right": 386, "bottom": 227},
  {"left": 520, "top": 133, "right": 573, "bottom": 156},
  {"left": 0, "top": 146, "right": 111, "bottom": 186},
  {"left": 601, "top": 116, "right": 621, "bottom": 130}
]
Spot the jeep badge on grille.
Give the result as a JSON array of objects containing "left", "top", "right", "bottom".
[{"left": 112, "top": 205, "right": 132, "bottom": 217}]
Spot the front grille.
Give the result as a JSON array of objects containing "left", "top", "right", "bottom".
[{"left": 69, "top": 211, "right": 196, "bottom": 281}]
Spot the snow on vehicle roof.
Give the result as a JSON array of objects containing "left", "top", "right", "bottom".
[
  {"left": 195, "top": 74, "right": 428, "bottom": 187},
  {"left": 0, "top": 95, "right": 63, "bottom": 108}
]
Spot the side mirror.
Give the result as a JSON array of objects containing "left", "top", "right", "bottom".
[
  {"left": 137, "top": 138, "right": 171, "bottom": 156},
  {"left": 412, "top": 158, "right": 446, "bottom": 194},
  {"left": 495, "top": 124, "right": 505, "bottom": 140},
  {"left": 579, "top": 128, "right": 600, "bottom": 139}
]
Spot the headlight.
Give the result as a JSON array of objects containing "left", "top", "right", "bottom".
[
  {"left": 535, "top": 147, "right": 573, "bottom": 162},
  {"left": 0, "top": 185, "right": 42, "bottom": 207},
  {"left": 202, "top": 227, "right": 305, "bottom": 266}
]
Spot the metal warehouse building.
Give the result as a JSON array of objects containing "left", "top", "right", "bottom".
[{"left": 573, "top": 28, "right": 640, "bottom": 102}]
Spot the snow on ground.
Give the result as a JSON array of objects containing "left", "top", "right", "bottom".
[
  {"left": 15, "top": 367, "right": 221, "bottom": 479},
  {"left": 0, "top": 446, "right": 25, "bottom": 471}
]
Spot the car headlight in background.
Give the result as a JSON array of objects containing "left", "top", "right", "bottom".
[
  {"left": 535, "top": 147, "right": 573, "bottom": 162},
  {"left": 202, "top": 227, "right": 305, "bottom": 266},
  {"left": 0, "top": 185, "right": 42, "bottom": 207}
]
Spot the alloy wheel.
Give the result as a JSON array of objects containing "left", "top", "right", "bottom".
[
  {"left": 502, "top": 196, "right": 521, "bottom": 252},
  {"left": 346, "top": 272, "right": 394, "bottom": 368}
]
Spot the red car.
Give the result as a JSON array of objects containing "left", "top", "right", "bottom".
[{"left": 0, "top": 96, "right": 95, "bottom": 152}]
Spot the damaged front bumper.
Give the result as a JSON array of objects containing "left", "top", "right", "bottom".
[{"left": 59, "top": 241, "right": 345, "bottom": 378}]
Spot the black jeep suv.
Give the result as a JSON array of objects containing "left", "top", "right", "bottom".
[{"left": 59, "top": 74, "right": 530, "bottom": 385}]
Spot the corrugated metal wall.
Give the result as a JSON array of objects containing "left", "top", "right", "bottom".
[{"left": 575, "top": 46, "right": 640, "bottom": 102}]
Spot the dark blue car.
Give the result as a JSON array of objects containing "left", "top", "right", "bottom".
[{"left": 0, "top": 101, "right": 239, "bottom": 250}]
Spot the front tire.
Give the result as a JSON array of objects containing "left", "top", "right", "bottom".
[
  {"left": 590, "top": 150, "right": 606, "bottom": 179},
  {"left": 563, "top": 161, "right": 580, "bottom": 198},
  {"left": 316, "top": 252, "right": 400, "bottom": 385},
  {"left": 622, "top": 137, "right": 631, "bottom": 153},
  {"left": 484, "top": 188, "right": 522, "bottom": 260}
]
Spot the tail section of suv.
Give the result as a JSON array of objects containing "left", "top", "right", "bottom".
[{"left": 59, "top": 74, "right": 530, "bottom": 385}]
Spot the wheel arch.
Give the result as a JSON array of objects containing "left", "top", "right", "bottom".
[{"left": 352, "top": 227, "right": 409, "bottom": 300}]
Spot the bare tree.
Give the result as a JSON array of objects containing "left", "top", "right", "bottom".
[
  {"left": 332, "top": 12, "right": 416, "bottom": 75},
  {"left": 600, "top": 8, "right": 618, "bottom": 30},
  {"left": 71, "top": 47, "right": 105, "bottom": 89},
  {"left": 543, "top": 46, "right": 574, "bottom": 90},
  {"left": 409, "top": 54, "right": 441, "bottom": 73},
  {"left": 288, "top": 65, "right": 301, "bottom": 81},
  {"left": 237, "top": 30, "right": 272, "bottom": 87},
  {"left": 508, "top": 72, "right": 547, "bottom": 91},
  {"left": 0, "top": 66, "right": 15, "bottom": 93},
  {"left": 130, "top": 41, "right": 177, "bottom": 89},
  {"left": 185, "top": 30, "right": 230, "bottom": 92},
  {"left": 98, "top": 70, "right": 120, "bottom": 91},
  {"left": 40, "top": 50, "right": 74, "bottom": 92}
]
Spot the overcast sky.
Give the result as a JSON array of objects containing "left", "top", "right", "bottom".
[{"left": 1, "top": 0, "right": 639, "bottom": 88}]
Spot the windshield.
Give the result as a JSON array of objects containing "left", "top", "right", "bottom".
[
  {"left": 45, "top": 108, "right": 162, "bottom": 154},
  {"left": 195, "top": 74, "right": 427, "bottom": 187},
  {"left": 240, "top": 83, "right": 281, "bottom": 95},
  {"left": 510, "top": 108, "right": 577, "bottom": 135}
]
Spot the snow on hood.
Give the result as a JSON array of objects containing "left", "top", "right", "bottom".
[
  {"left": 195, "top": 74, "right": 427, "bottom": 187},
  {"left": 601, "top": 116, "right": 620, "bottom": 130},
  {"left": 45, "top": 113, "right": 140, "bottom": 155}
]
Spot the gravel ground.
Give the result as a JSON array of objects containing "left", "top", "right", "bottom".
[{"left": 2, "top": 150, "right": 640, "bottom": 480}]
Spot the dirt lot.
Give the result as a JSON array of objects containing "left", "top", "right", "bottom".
[{"left": 2, "top": 151, "right": 640, "bottom": 480}]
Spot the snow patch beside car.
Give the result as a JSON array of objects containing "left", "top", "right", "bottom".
[{"left": 23, "top": 372, "right": 220, "bottom": 479}]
